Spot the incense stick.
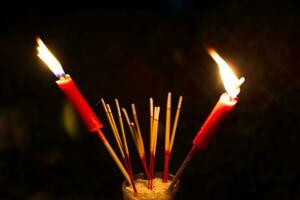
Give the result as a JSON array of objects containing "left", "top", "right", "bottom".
[
  {"left": 115, "top": 99, "right": 137, "bottom": 193},
  {"left": 153, "top": 106, "right": 160, "bottom": 155},
  {"left": 96, "top": 129, "right": 131, "bottom": 184},
  {"left": 148, "top": 98, "right": 154, "bottom": 187},
  {"left": 150, "top": 106, "right": 160, "bottom": 189},
  {"left": 131, "top": 104, "right": 150, "bottom": 180},
  {"left": 131, "top": 122, "right": 142, "bottom": 155},
  {"left": 115, "top": 99, "right": 130, "bottom": 159},
  {"left": 169, "top": 96, "right": 183, "bottom": 153},
  {"left": 163, "top": 92, "right": 172, "bottom": 182},
  {"left": 100, "top": 100, "right": 137, "bottom": 192},
  {"left": 122, "top": 107, "right": 150, "bottom": 180},
  {"left": 122, "top": 108, "right": 139, "bottom": 151},
  {"left": 131, "top": 104, "right": 146, "bottom": 155},
  {"left": 165, "top": 92, "right": 172, "bottom": 151},
  {"left": 149, "top": 97, "right": 154, "bottom": 154},
  {"left": 100, "top": 98, "right": 115, "bottom": 133},
  {"left": 132, "top": 122, "right": 150, "bottom": 180},
  {"left": 100, "top": 99, "right": 125, "bottom": 158},
  {"left": 168, "top": 145, "right": 198, "bottom": 191},
  {"left": 106, "top": 104, "right": 125, "bottom": 159},
  {"left": 164, "top": 95, "right": 183, "bottom": 182},
  {"left": 149, "top": 104, "right": 154, "bottom": 188}
]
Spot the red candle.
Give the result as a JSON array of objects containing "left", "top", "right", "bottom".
[
  {"left": 193, "top": 93, "right": 237, "bottom": 149},
  {"left": 193, "top": 48, "right": 244, "bottom": 150},
  {"left": 168, "top": 49, "right": 245, "bottom": 190},
  {"left": 56, "top": 75, "right": 103, "bottom": 132},
  {"left": 37, "top": 38, "right": 103, "bottom": 132},
  {"left": 37, "top": 38, "right": 135, "bottom": 185}
]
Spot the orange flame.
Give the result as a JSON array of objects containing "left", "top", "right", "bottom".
[
  {"left": 37, "top": 38, "right": 65, "bottom": 78},
  {"left": 208, "top": 49, "right": 245, "bottom": 98}
]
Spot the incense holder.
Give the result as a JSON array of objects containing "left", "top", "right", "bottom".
[{"left": 122, "top": 172, "right": 179, "bottom": 200}]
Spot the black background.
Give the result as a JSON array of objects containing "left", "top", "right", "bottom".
[{"left": 1, "top": 0, "right": 300, "bottom": 199}]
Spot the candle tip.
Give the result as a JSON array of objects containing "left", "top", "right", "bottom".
[
  {"left": 36, "top": 37, "right": 66, "bottom": 78},
  {"left": 208, "top": 48, "right": 244, "bottom": 98}
]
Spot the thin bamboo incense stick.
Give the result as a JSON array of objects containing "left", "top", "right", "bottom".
[
  {"left": 130, "top": 122, "right": 141, "bottom": 155},
  {"left": 149, "top": 105, "right": 157, "bottom": 188},
  {"left": 149, "top": 122, "right": 154, "bottom": 187},
  {"left": 122, "top": 108, "right": 139, "bottom": 154},
  {"left": 165, "top": 92, "right": 171, "bottom": 151},
  {"left": 153, "top": 106, "right": 160, "bottom": 155},
  {"left": 122, "top": 108, "right": 150, "bottom": 179},
  {"left": 100, "top": 98, "right": 115, "bottom": 134},
  {"left": 150, "top": 98, "right": 154, "bottom": 149},
  {"left": 106, "top": 104, "right": 125, "bottom": 159},
  {"left": 150, "top": 106, "right": 160, "bottom": 189},
  {"left": 115, "top": 99, "right": 130, "bottom": 158},
  {"left": 100, "top": 99, "right": 126, "bottom": 159},
  {"left": 163, "top": 92, "right": 172, "bottom": 182},
  {"left": 131, "top": 122, "right": 150, "bottom": 180},
  {"left": 102, "top": 101, "right": 137, "bottom": 191},
  {"left": 121, "top": 110, "right": 143, "bottom": 189},
  {"left": 153, "top": 107, "right": 160, "bottom": 188},
  {"left": 101, "top": 100, "right": 135, "bottom": 187},
  {"left": 114, "top": 99, "right": 137, "bottom": 193},
  {"left": 164, "top": 96, "right": 183, "bottom": 182},
  {"left": 131, "top": 104, "right": 146, "bottom": 155},
  {"left": 167, "top": 145, "right": 198, "bottom": 191},
  {"left": 148, "top": 98, "right": 154, "bottom": 188},
  {"left": 96, "top": 129, "right": 131, "bottom": 184},
  {"left": 169, "top": 96, "right": 183, "bottom": 153},
  {"left": 149, "top": 117, "right": 154, "bottom": 188},
  {"left": 131, "top": 104, "right": 149, "bottom": 179}
]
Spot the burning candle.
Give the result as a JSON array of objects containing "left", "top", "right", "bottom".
[
  {"left": 36, "top": 38, "right": 132, "bottom": 185},
  {"left": 37, "top": 38, "right": 103, "bottom": 132},
  {"left": 168, "top": 48, "right": 245, "bottom": 190},
  {"left": 193, "top": 48, "right": 245, "bottom": 149}
]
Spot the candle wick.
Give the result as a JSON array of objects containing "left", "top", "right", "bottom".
[{"left": 59, "top": 74, "right": 70, "bottom": 80}]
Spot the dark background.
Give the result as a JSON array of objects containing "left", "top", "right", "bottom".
[{"left": 1, "top": 0, "right": 300, "bottom": 199}]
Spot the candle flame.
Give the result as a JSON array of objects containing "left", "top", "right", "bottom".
[
  {"left": 37, "top": 38, "right": 65, "bottom": 78},
  {"left": 208, "top": 48, "right": 245, "bottom": 98}
]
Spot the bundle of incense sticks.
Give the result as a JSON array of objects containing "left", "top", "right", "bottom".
[{"left": 99, "top": 93, "right": 183, "bottom": 192}]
